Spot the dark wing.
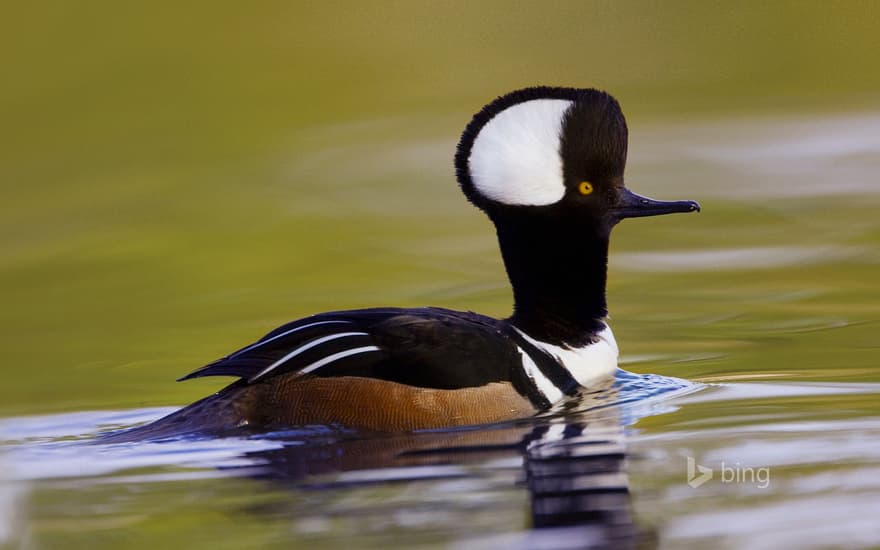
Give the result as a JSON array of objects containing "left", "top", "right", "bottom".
[{"left": 178, "top": 307, "right": 524, "bottom": 390}]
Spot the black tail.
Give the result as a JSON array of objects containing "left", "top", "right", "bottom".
[{"left": 98, "top": 384, "right": 250, "bottom": 443}]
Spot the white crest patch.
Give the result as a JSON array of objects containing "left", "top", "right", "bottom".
[
  {"left": 514, "top": 324, "right": 619, "bottom": 393},
  {"left": 468, "top": 99, "right": 572, "bottom": 206}
]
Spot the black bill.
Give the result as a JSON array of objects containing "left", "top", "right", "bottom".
[{"left": 613, "top": 187, "right": 701, "bottom": 219}]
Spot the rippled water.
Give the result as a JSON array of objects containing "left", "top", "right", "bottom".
[{"left": 3, "top": 375, "right": 879, "bottom": 548}]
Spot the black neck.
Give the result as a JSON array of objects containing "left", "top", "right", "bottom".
[{"left": 492, "top": 209, "right": 609, "bottom": 346}]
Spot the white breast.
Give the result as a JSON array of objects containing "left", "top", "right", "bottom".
[{"left": 514, "top": 324, "right": 619, "bottom": 399}]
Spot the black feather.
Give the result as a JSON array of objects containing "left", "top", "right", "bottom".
[{"left": 177, "top": 307, "right": 555, "bottom": 405}]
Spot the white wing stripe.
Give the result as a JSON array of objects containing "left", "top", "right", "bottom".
[
  {"left": 249, "top": 331, "right": 370, "bottom": 381},
  {"left": 299, "top": 346, "right": 382, "bottom": 375},
  {"left": 234, "top": 320, "right": 352, "bottom": 356}
]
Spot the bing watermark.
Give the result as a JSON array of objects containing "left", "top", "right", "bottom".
[{"left": 686, "top": 456, "right": 770, "bottom": 489}]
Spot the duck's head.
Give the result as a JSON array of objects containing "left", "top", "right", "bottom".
[{"left": 455, "top": 87, "right": 700, "bottom": 235}]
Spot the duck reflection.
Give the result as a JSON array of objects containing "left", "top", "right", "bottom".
[
  {"left": 524, "top": 419, "right": 642, "bottom": 547},
  {"left": 225, "top": 387, "right": 650, "bottom": 548}
]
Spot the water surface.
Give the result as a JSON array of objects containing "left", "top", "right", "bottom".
[{"left": 3, "top": 109, "right": 880, "bottom": 547}]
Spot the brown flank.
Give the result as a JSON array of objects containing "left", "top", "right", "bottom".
[{"left": 243, "top": 374, "right": 538, "bottom": 432}]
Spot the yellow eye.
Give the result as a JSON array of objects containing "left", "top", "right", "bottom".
[{"left": 578, "top": 181, "right": 594, "bottom": 195}]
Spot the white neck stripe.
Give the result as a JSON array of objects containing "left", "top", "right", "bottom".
[
  {"left": 513, "top": 325, "right": 619, "bottom": 399},
  {"left": 517, "top": 348, "right": 564, "bottom": 404}
]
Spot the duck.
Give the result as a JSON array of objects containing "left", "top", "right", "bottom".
[{"left": 111, "top": 86, "right": 699, "bottom": 440}]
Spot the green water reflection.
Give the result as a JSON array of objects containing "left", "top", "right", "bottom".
[{"left": 3, "top": 2, "right": 879, "bottom": 416}]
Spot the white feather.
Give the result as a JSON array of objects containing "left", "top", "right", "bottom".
[
  {"left": 299, "top": 346, "right": 381, "bottom": 375},
  {"left": 234, "top": 320, "right": 351, "bottom": 356},
  {"left": 518, "top": 347, "right": 564, "bottom": 403},
  {"left": 249, "top": 332, "right": 370, "bottom": 381},
  {"left": 514, "top": 325, "right": 619, "bottom": 391},
  {"left": 468, "top": 99, "right": 572, "bottom": 206}
]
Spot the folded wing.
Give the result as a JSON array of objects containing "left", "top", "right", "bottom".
[{"left": 178, "top": 307, "right": 523, "bottom": 391}]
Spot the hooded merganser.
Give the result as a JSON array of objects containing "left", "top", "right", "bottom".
[{"left": 117, "top": 87, "right": 699, "bottom": 438}]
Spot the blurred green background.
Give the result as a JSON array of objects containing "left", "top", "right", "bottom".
[{"left": 2, "top": 1, "right": 879, "bottom": 416}]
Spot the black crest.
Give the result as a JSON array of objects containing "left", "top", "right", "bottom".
[{"left": 454, "top": 86, "right": 626, "bottom": 211}]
